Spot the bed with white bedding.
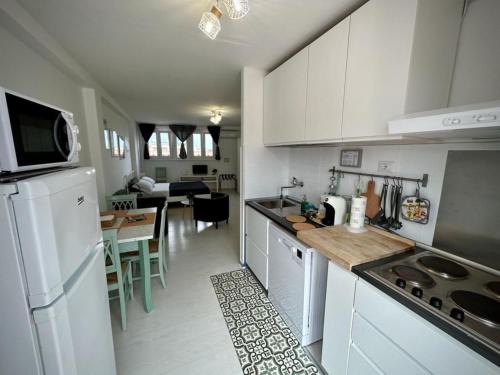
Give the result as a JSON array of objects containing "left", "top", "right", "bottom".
[{"left": 151, "top": 181, "right": 211, "bottom": 202}]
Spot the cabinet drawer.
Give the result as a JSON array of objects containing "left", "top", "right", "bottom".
[
  {"left": 352, "top": 312, "right": 427, "bottom": 375},
  {"left": 347, "top": 344, "right": 382, "bottom": 375},
  {"left": 246, "top": 238, "right": 268, "bottom": 289},
  {"left": 245, "top": 207, "right": 268, "bottom": 253},
  {"left": 355, "top": 280, "right": 498, "bottom": 374}
]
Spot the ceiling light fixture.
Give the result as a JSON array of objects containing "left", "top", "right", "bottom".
[
  {"left": 198, "top": 5, "right": 223, "bottom": 40},
  {"left": 210, "top": 110, "right": 223, "bottom": 125},
  {"left": 223, "top": 0, "right": 250, "bottom": 20}
]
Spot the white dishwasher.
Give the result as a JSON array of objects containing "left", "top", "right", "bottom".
[{"left": 268, "top": 223, "right": 328, "bottom": 346}]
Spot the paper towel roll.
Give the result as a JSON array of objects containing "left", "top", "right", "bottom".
[{"left": 350, "top": 196, "right": 367, "bottom": 229}]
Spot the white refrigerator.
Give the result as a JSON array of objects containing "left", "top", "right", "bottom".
[{"left": 0, "top": 167, "right": 116, "bottom": 375}]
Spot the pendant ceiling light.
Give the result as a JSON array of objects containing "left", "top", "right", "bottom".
[
  {"left": 198, "top": 5, "right": 222, "bottom": 40},
  {"left": 223, "top": 0, "right": 250, "bottom": 20},
  {"left": 210, "top": 110, "right": 223, "bottom": 125}
]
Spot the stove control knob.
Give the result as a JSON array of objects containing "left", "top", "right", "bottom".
[
  {"left": 411, "top": 287, "right": 423, "bottom": 298},
  {"left": 429, "top": 297, "right": 442, "bottom": 310},
  {"left": 450, "top": 308, "right": 465, "bottom": 322},
  {"left": 396, "top": 278, "right": 406, "bottom": 289}
]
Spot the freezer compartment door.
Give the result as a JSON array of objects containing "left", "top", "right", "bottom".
[
  {"left": 33, "top": 246, "right": 116, "bottom": 375},
  {"left": 12, "top": 167, "right": 101, "bottom": 307}
]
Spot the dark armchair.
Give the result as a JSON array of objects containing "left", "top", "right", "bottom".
[{"left": 193, "top": 192, "right": 229, "bottom": 229}]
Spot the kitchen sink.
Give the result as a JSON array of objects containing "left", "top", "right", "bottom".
[{"left": 257, "top": 199, "right": 297, "bottom": 210}]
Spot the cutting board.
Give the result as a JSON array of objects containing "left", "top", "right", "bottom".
[{"left": 362, "top": 180, "right": 381, "bottom": 219}]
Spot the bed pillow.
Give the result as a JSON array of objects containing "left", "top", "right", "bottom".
[
  {"left": 133, "top": 179, "right": 154, "bottom": 194},
  {"left": 141, "top": 176, "right": 155, "bottom": 185}
]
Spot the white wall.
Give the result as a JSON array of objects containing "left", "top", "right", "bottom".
[
  {"left": 240, "top": 67, "right": 291, "bottom": 263},
  {"left": 0, "top": 24, "right": 91, "bottom": 166},
  {"left": 141, "top": 137, "right": 239, "bottom": 189},
  {"left": 0, "top": 1, "right": 134, "bottom": 208},
  {"left": 101, "top": 101, "right": 133, "bottom": 194},
  {"left": 287, "top": 142, "right": 500, "bottom": 246}
]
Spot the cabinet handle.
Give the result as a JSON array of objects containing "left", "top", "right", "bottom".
[{"left": 278, "top": 237, "right": 296, "bottom": 253}]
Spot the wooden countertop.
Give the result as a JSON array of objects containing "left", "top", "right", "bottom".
[{"left": 297, "top": 225, "right": 415, "bottom": 270}]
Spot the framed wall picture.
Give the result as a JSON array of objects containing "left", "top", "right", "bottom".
[
  {"left": 111, "top": 130, "right": 119, "bottom": 157},
  {"left": 103, "top": 128, "right": 110, "bottom": 150},
  {"left": 118, "top": 136, "right": 125, "bottom": 159},
  {"left": 340, "top": 149, "right": 363, "bottom": 168}
]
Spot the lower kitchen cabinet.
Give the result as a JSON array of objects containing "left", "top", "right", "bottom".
[
  {"left": 351, "top": 280, "right": 499, "bottom": 375},
  {"left": 322, "top": 261, "right": 358, "bottom": 375},
  {"left": 322, "top": 265, "right": 499, "bottom": 375},
  {"left": 245, "top": 238, "right": 268, "bottom": 289},
  {"left": 245, "top": 206, "right": 270, "bottom": 289}
]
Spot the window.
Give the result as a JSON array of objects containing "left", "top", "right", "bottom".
[
  {"left": 205, "top": 134, "right": 213, "bottom": 157},
  {"left": 193, "top": 133, "right": 202, "bottom": 157},
  {"left": 159, "top": 132, "right": 170, "bottom": 156},
  {"left": 103, "top": 129, "right": 110, "bottom": 150},
  {"left": 145, "top": 129, "right": 214, "bottom": 160},
  {"left": 111, "top": 130, "right": 119, "bottom": 157},
  {"left": 148, "top": 133, "right": 158, "bottom": 157}
]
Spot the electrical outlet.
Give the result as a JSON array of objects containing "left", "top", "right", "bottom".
[{"left": 378, "top": 161, "right": 394, "bottom": 173}]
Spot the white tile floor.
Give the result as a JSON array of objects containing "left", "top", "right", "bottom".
[{"left": 110, "top": 192, "right": 243, "bottom": 375}]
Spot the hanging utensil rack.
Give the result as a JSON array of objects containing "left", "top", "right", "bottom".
[{"left": 328, "top": 166, "right": 429, "bottom": 187}]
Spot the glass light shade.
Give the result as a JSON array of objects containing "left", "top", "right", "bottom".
[
  {"left": 210, "top": 110, "right": 222, "bottom": 124},
  {"left": 223, "top": 0, "right": 250, "bottom": 20},
  {"left": 198, "top": 6, "right": 222, "bottom": 40}
]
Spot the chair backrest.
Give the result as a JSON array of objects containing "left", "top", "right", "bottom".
[
  {"left": 155, "top": 167, "right": 167, "bottom": 182},
  {"left": 107, "top": 194, "right": 137, "bottom": 211},
  {"left": 158, "top": 202, "right": 168, "bottom": 254},
  {"left": 102, "top": 229, "right": 121, "bottom": 275}
]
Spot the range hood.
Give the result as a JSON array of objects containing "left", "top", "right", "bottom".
[{"left": 388, "top": 100, "right": 500, "bottom": 141}]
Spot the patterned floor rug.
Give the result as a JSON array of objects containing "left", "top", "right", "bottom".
[{"left": 210, "top": 269, "right": 321, "bottom": 375}]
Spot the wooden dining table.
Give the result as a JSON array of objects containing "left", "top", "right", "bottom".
[{"left": 100, "top": 207, "right": 156, "bottom": 313}]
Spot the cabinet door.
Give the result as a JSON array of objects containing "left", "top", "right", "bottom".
[
  {"left": 246, "top": 238, "right": 268, "bottom": 289},
  {"left": 305, "top": 17, "right": 349, "bottom": 142},
  {"left": 342, "top": 0, "right": 418, "bottom": 139},
  {"left": 263, "top": 48, "right": 308, "bottom": 145},
  {"left": 321, "top": 261, "right": 357, "bottom": 375},
  {"left": 245, "top": 206, "right": 268, "bottom": 253}
]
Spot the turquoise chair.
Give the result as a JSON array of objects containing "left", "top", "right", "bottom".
[
  {"left": 103, "top": 229, "right": 134, "bottom": 331},
  {"left": 107, "top": 194, "right": 137, "bottom": 211},
  {"left": 123, "top": 202, "right": 168, "bottom": 288}
]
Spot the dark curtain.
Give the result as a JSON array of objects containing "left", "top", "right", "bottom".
[
  {"left": 138, "top": 123, "right": 156, "bottom": 159},
  {"left": 207, "top": 125, "right": 221, "bottom": 160},
  {"left": 169, "top": 124, "right": 196, "bottom": 159}
]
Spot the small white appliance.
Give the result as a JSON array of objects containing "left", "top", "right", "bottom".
[
  {"left": 320, "top": 194, "right": 347, "bottom": 226},
  {"left": 0, "top": 167, "right": 116, "bottom": 375},
  {"left": 388, "top": 100, "right": 500, "bottom": 141},
  {"left": 0, "top": 87, "right": 80, "bottom": 173},
  {"left": 268, "top": 223, "right": 328, "bottom": 346}
]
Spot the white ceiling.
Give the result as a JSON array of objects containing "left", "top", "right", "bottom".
[{"left": 18, "top": 0, "right": 366, "bottom": 126}]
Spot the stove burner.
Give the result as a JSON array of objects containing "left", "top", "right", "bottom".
[
  {"left": 450, "top": 290, "right": 500, "bottom": 328},
  {"left": 391, "top": 265, "right": 436, "bottom": 288},
  {"left": 484, "top": 281, "right": 500, "bottom": 299},
  {"left": 417, "top": 256, "right": 469, "bottom": 280}
]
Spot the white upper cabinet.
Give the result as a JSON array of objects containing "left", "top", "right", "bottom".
[
  {"left": 342, "top": 0, "right": 463, "bottom": 139},
  {"left": 263, "top": 0, "right": 463, "bottom": 145},
  {"left": 263, "top": 48, "right": 308, "bottom": 145},
  {"left": 305, "top": 17, "right": 350, "bottom": 142}
]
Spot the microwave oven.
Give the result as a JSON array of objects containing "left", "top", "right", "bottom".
[{"left": 0, "top": 87, "right": 80, "bottom": 173}]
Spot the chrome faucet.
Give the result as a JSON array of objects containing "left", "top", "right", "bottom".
[{"left": 279, "top": 177, "right": 304, "bottom": 200}]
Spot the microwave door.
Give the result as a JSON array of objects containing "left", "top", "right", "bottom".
[{"left": 6, "top": 93, "right": 70, "bottom": 168}]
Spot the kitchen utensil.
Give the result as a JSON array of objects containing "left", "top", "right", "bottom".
[
  {"left": 372, "top": 179, "right": 389, "bottom": 225},
  {"left": 286, "top": 214, "right": 307, "bottom": 223},
  {"left": 293, "top": 223, "right": 316, "bottom": 231},
  {"left": 401, "top": 184, "right": 430, "bottom": 224},
  {"left": 392, "top": 181, "right": 403, "bottom": 230},
  {"left": 362, "top": 180, "right": 381, "bottom": 219}
]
